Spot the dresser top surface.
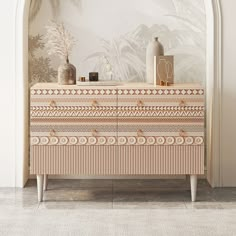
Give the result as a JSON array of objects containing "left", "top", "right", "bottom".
[{"left": 31, "top": 82, "right": 204, "bottom": 90}]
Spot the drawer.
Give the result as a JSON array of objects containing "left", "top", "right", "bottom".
[
  {"left": 116, "top": 145, "right": 205, "bottom": 175},
  {"left": 31, "top": 88, "right": 117, "bottom": 118},
  {"left": 117, "top": 88, "right": 204, "bottom": 119},
  {"left": 30, "top": 145, "right": 204, "bottom": 175},
  {"left": 31, "top": 146, "right": 117, "bottom": 175}
]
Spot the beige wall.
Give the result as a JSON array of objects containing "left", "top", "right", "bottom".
[
  {"left": 0, "top": 0, "right": 236, "bottom": 187},
  {"left": 221, "top": 0, "right": 236, "bottom": 186},
  {"left": 0, "top": 0, "right": 17, "bottom": 187}
]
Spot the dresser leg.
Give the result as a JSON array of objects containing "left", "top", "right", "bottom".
[
  {"left": 37, "top": 175, "right": 44, "bottom": 202},
  {"left": 190, "top": 175, "right": 197, "bottom": 202},
  {"left": 43, "top": 174, "right": 48, "bottom": 191}
]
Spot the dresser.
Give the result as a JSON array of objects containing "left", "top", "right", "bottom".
[{"left": 30, "top": 83, "right": 205, "bottom": 202}]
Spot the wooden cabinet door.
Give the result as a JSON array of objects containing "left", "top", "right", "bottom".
[
  {"left": 116, "top": 87, "right": 205, "bottom": 175},
  {"left": 30, "top": 86, "right": 118, "bottom": 175}
]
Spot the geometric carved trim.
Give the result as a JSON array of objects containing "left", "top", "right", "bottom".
[
  {"left": 31, "top": 88, "right": 204, "bottom": 96},
  {"left": 30, "top": 108, "right": 204, "bottom": 118}
]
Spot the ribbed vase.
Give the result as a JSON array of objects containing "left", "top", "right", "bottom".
[{"left": 146, "top": 37, "right": 164, "bottom": 84}]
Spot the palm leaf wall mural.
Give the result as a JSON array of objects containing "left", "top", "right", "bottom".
[
  {"left": 165, "top": 0, "right": 206, "bottom": 83},
  {"left": 86, "top": 36, "right": 146, "bottom": 82},
  {"left": 29, "top": 0, "right": 206, "bottom": 84},
  {"left": 29, "top": 0, "right": 82, "bottom": 22},
  {"left": 85, "top": 24, "right": 189, "bottom": 82},
  {"left": 29, "top": 34, "right": 57, "bottom": 86}
]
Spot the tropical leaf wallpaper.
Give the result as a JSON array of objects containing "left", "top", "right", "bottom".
[{"left": 29, "top": 0, "right": 206, "bottom": 85}]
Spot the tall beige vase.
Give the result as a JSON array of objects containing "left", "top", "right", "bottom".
[
  {"left": 58, "top": 58, "right": 76, "bottom": 85},
  {"left": 146, "top": 37, "right": 164, "bottom": 84}
]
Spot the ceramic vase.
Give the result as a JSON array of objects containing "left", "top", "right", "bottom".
[
  {"left": 146, "top": 37, "right": 164, "bottom": 84},
  {"left": 58, "top": 58, "right": 76, "bottom": 85}
]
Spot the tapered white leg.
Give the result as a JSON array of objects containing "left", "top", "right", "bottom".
[
  {"left": 43, "top": 174, "right": 48, "bottom": 191},
  {"left": 190, "top": 175, "right": 197, "bottom": 202},
  {"left": 37, "top": 175, "right": 44, "bottom": 202}
]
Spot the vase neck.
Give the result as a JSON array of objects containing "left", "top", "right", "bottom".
[
  {"left": 66, "top": 57, "right": 69, "bottom": 64},
  {"left": 153, "top": 37, "right": 159, "bottom": 42}
]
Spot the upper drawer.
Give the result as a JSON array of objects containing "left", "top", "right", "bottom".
[
  {"left": 117, "top": 88, "right": 204, "bottom": 118},
  {"left": 31, "top": 87, "right": 117, "bottom": 118}
]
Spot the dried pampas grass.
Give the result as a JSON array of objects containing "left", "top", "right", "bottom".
[{"left": 44, "top": 21, "right": 76, "bottom": 62}]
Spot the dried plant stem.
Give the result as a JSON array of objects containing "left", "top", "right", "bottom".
[{"left": 44, "top": 21, "right": 76, "bottom": 62}]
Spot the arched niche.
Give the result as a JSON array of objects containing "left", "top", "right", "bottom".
[{"left": 15, "top": 0, "right": 222, "bottom": 187}]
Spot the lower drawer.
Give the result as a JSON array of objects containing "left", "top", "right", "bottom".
[{"left": 30, "top": 145, "right": 204, "bottom": 175}]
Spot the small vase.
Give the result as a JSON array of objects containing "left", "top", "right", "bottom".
[
  {"left": 146, "top": 37, "right": 164, "bottom": 84},
  {"left": 58, "top": 58, "right": 76, "bottom": 85}
]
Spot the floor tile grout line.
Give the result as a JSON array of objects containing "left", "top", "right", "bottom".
[{"left": 183, "top": 201, "right": 188, "bottom": 209}]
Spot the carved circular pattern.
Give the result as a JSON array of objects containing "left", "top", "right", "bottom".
[
  {"left": 60, "top": 137, "right": 68, "bottom": 145},
  {"left": 157, "top": 137, "right": 165, "bottom": 145},
  {"left": 88, "top": 137, "right": 97, "bottom": 145},
  {"left": 107, "top": 137, "right": 116, "bottom": 145},
  {"left": 137, "top": 137, "right": 146, "bottom": 145},
  {"left": 41, "top": 137, "right": 49, "bottom": 145},
  {"left": 128, "top": 137, "right": 136, "bottom": 145},
  {"left": 50, "top": 137, "right": 59, "bottom": 145},
  {"left": 118, "top": 137, "right": 127, "bottom": 145},
  {"left": 176, "top": 137, "right": 184, "bottom": 145},
  {"left": 31, "top": 137, "right": 40, "bottom": 145},
  {"left": 79, "top": 137, "right": 87, "bottom": 145},
  {"left": 185, "top": 137, "right": 194, "bottom": 145},
  {"left": 166, "top": 137, "right": 175, "bottom": 145},
  {"left": 195, "top": 137, "right": 204, "bottom": 145},
  {"left": 147, "top": 137, "right": 156, "bottom": 145},
  {"left": 31, "top": 136, "right": 204, "bottom": 146},
  {"left": 98, "top": 137, "right": 106, "bottom": 145},
  {"left": 69, "top": 137, "right": 78, "bottom": 145}
]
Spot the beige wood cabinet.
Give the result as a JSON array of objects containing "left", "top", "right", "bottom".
[{"left": 30, "top": 83, "right": 205, "bottom": 202}]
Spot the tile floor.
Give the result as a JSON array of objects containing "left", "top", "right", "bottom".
[
  {"left": 1, "top": 179, "right": 236, "bottom": 210},
  {"left": 1, "top": 179, "right": 236, "bottom": 236}
]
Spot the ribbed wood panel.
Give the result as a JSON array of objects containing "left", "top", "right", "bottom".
[
  {"left": 117, "top": 146, "right": 204, "bottom": 175},
  {"left": 31, "top": 146, "right": 116, "bottom": 175},
  {"left": 31, "top": 145, "right": 204, "bottom": 175}
]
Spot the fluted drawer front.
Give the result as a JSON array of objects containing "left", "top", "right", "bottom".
[
  {"left": 117, "top": 145, "right": 204, "bottom": 175},
  {"left": 31, "top": 146, "right": 116, "bottom": 175},
  {"left": 30, "top": 145, "right": 204, "bottom": 175}
]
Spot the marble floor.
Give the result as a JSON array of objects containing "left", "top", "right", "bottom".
[{"left": 1, "top": 179, "right": 236, "bottom": 235}]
